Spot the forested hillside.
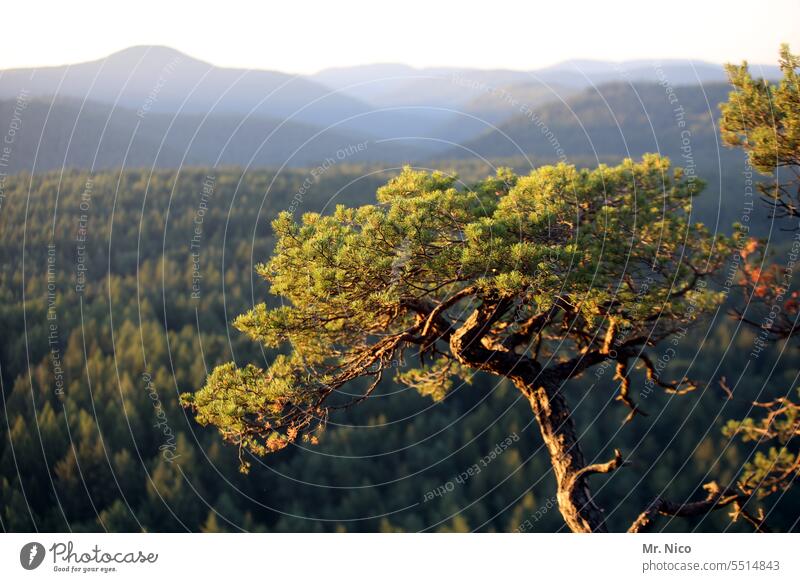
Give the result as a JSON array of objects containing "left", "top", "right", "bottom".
[
  {"left": 0, "top": 98, "right": 426, "bottom": 174},
  {"left": 3, "top": 76, "right": 772, "bottom": 243},
  {"left": 1, "top": 166, "right": 797, "bottom": 532},
  {"left": 2, "top": 45, "right": 779, "bottom": 179}
]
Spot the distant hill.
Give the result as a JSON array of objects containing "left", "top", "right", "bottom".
[
  {"left": 0, "top": 97, "right": 422, "bottom": 174},
  {"left": 0, "top": 46, "right": 452, "bottom": 144},
  {"left": 445, "top": 81, "right": 734, "bottom": 161},
  {"left": 309, "top": 63, "right": 424, "bottom": 103},
  {"left": 532, "top": 58, "right": 781, "bottom": 87},
  {"left": 0, "top": 47, "right": 782, "bottom": 176},
  {"left": 424, "top": 81, "right": 580, "bottom": 145},
  {"left": 310, "top": 58, "right": 781, "bottom": 108},
  {"left": 308, "top": 59, "right": 779, "bottom": 150},
  {"left": 0, "top": 46, "right": 373, "bottom": 128}
]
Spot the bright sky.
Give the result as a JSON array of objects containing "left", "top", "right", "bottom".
[{"left": 3, "top": 0, "right": 798, "bottom": 73}]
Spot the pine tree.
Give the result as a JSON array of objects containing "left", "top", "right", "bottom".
[{"left": 183, "top": 156, "right": 734, "bottom": 532}]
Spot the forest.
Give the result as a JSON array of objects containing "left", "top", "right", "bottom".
[
  {"left": 1, "top": 48, "right": 799, "bottom": 534},
  {"left": 0, "top": 159, "right": 797, "bottom": 532}
]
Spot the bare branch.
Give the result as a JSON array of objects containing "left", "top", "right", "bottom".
[
  {"left": 639, "top": 353, "right": 699, "bottom": 395},
  {"left": 615, "top": 359, "right": 648, "bottom": 424},
  {"left": 574, "top": 449, "right": 626, "bottom": 482},
  {"left": 628, "top": 482, "right": 756, "bottom": 533}
]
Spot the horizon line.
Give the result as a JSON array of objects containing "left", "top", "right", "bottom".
[{"left": 0, "top": 43, "right": 786, "bottom": 77}]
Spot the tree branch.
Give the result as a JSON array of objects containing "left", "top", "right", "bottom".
[{"left": 628, "top": 482, "right": 760, "bottom": 533}]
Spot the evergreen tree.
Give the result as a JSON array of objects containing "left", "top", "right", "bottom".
[{"left": 184, "top": 156, "right": 735, "bottom": 532}]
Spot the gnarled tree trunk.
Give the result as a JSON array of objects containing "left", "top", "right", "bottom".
[
  {"left": 449, "top": 302, "right": 610, "bottom": 532},
  {"left": 517, "top": 376, "right": 608, "bottom": 532}
]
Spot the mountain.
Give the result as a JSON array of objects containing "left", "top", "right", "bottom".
[
  {"left": 425, "top": 81, "right": 580, "bottom": 145},
  {"left": 0, "top": 47, "right": 783, "bottom": 176},
  {"left": 309, "top": 63, "right": 423, "bottom": 102},
  {"left": 446, "top": 81, "right": 733, "bottom": 162},
  {"left": 321, "top": 68, "right": 533, "bottom": 109},
  {"left": 0, "top": 97, "right": 422, "bottom": 174},
  {"left": 307, "top": 59, "right": 780, "bottom": 148},
  {"left": 0, "top": 46, "right": 452, "bottom": 143},
  {"left": 310, "top": 59, "right": 781, "bottom": 109},
  {"left": 0, "top": 46, "right": 376, "bottom": 129},
  {"left": 0, "top": 47, "right": 494, "bottom": 152},
  {"left": 536, "top": 58, "right": 782, "bottom": 87}
]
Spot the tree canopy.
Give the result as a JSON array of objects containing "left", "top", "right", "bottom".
[
  {"left": 718, "top": 45, "right": 800, "bottom": 523},
  {"left": 721, "top": 44, "right": 800, "bottom": 223},
  {"left": 183, "top": 155, "right": 735, "bottom": 531}
]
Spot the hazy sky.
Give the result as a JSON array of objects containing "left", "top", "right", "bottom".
[{"left": 3, "top": 0, "right": 798, "bottom": 72}]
